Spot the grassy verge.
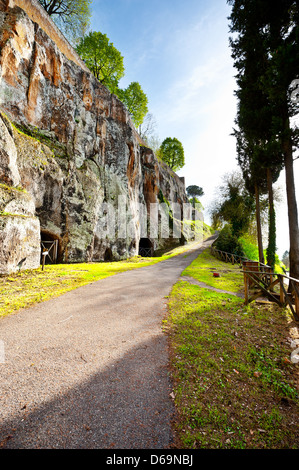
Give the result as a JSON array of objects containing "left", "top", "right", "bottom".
[
  {"left": 0, "top": 240, "right": 203, "bottom": 319},
  {"left": 182, "top": 247, "right": 244, "bottom": 293},
  {"left": 165, "top": 249, "right": 299, "bottom": 449}
]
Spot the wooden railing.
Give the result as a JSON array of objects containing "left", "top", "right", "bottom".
[
  {"left": 210, "top": 246, "right": 299, "bottom": 322},
  {"left": 242, "top": 262, "right": 299, "bottom": 322},
  {"left": 210, "top": 246, "right": 248, "bottom": 265}
]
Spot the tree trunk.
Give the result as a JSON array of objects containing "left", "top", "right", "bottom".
[
  {"left": 255, "top": 182, "right": 264, "bottom": 264},
  {"left": 266, "top": 168, "right": 276, "bottom": 269},
  {"left": 284, "top": 138, "right": 299, "bottom": 281}
]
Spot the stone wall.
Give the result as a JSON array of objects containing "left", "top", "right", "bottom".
[
  {"left": 0, "top": 0, "right": 188, "bottom": 273},
  {"left": 3, "top": 0, "right": 89, "bottom": 72}
]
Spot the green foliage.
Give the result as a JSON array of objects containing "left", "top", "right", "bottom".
[
  {"left": 214, "top": 225, "right": 245, "bottom": 258},
  {"left": 266, "top": 206, "right": 276, "bottom": 268},
  {"left": 0, "top": 183, "right": 27, "bottom": 193},
  {"left": 186, "top": 185, "right": 204, "bottom": 198},
  {"left": 188, "top": 197, "right": 203, "bottom": 211},
  {"left": 210, "top": 171, "right": 255, "bottom": 238},
  {"left": 76, "top": 31, "right": 125, "bottom": 93},
  {"left": 239, "top": 235, "right": 285, "bottom": 273},
  {"left": 116, "top": 82, "right": 148, "bottom": 128},
  {"left": 76, "top": 34, "right": 148, "bottom": 127},
  {"left": 38, "top": 0, "right": 92, "bottom": 44},
  {"left": 186, "top": 185, "right": 204, "bottom": 207},
  {"left": 239, "top": 236, "right": 259, "bottom": 261},
  {"left": 228, "top": 0, "right": 299, "bottom": 280},
  {"left": 159, "top": 137, "right": 185, "bottom": 171}
]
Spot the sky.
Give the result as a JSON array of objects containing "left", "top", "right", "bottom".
[{"left": 90, "top": 0, "right": 299, "bottom": 258}]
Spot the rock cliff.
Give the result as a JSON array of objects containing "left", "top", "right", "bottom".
[{"left": 0, "top": 0, "right": 189, "bottom": 273}]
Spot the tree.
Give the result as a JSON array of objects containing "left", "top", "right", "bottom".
[
  {"left": 38, "top": 0, "right": 91, "bottom": 43},
  {"left": 210, "top": 171, "right": 255, "bottom": 238},
  {"left": 76, "top": 31, "right": 125, "bottom": 94},
  {"left": 214, "top": 224, "right": 245, "bottom": 258},
  {"left": 186, "top": 185, "right": 204, "bottom": 199},
  {"left": 186, "top": 185, "right": 204, "bottom": 207},
  {"left": 138, "top": 113, "right": 162, "bottom": 155},
  {"left": 234, "top": 129, "right": 266, "bottom": 263},
  {"left": 116, "top": 82, "right": 148, "bottom": 128},
  {"left": 228, "top": 0, "right": 299, "bottom": 280},
  {"left": 138, "top": 113, "right": 157, "bottom": 143},
  {"left": 146, "top": 135, "right": 162, "bottom": 156},
  {"left": 230, "top": 35, "right": 283, "bottom": 266},
  {"left": 159, "top": 137, "right": 185, "bottom": 171}
]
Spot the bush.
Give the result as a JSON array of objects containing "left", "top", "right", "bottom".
[
  {"left": 214, "top": 225, "right": 245, "bottom": 257},
  {"left": 239, "top": 236, "right": 259, "bottom": 261}
]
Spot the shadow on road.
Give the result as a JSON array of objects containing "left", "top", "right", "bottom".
[{"left": 0, "top": 335, "right": 175, "bottom": 449}]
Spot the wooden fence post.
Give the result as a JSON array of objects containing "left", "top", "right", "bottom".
[
  {"left": 279, "top": 275, "right": 284, "bottom": 306},
  {"left": 244, "top": 271, "right": 249, "bottom": 304}
]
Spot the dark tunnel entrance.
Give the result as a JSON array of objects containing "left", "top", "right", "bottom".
[
  {"left": 104, "top": 247, "right": 113, "bottom": 262},
  {"left": 138, "top": 238, "right": 153, "bottom": 257}
]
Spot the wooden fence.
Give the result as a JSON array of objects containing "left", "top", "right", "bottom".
[
  {"left": 242, "top": 262, "right": 299, "bottom": 322},
  {"left": 41, "top": 240, "right": 58, "bottom": 264},
  {"left": 210, "top": 246, "right": 248, "bottom": 265},
  {"left": 210, "top": 246, "right": 299, "bottom": 322}
]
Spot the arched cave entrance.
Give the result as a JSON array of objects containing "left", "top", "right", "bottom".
[
  {"left": 104, "top": 247, "right": 113, "bottom": 262},
  {"left": 138, "top": 238, "right": 153, "bottom": 257},
  {"left": 40, "top": 229, "right": 62, "bottom": 264}
]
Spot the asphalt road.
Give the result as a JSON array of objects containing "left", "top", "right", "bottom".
[{"left": 0, "top": 235, "right": 216, "bottom": 449}]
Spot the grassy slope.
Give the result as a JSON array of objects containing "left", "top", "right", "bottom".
[{"left": 166, "top": 248, "right": 299, "bottom": 449}]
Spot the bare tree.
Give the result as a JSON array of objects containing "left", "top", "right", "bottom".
[{"left": 38, "top": 0, "right": 91, "bottom": 43}]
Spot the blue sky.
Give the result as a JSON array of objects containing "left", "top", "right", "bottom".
[{"left": 90, "top": 0, "right": 299, "bottom": 257}]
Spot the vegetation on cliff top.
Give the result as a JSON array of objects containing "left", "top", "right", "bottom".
[
  {"left": 38, "top": 0, "right": 92, "bottom": 43},
  {"left": 75, "top": 31, "right": 149, "bottom": 128},
  {"left": 159, "top": 137, "right": 185, "bottom": 172}
]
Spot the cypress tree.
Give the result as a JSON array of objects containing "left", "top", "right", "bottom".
[{"left": 228, "top": 0, "right": 299, "bottom": 279}]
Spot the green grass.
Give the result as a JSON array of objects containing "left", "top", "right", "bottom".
[
  {"left": 0, "top": 241, "right": 202, "bottom": 319},
  {"left": 239, "top": 235, "right": 286, "bottom": 274},
  {"left": 166, "top": 249, "right": 299, "bottom": 449},
  {"left": 182, "top": 248, "right": 244, "bottom": 293}
]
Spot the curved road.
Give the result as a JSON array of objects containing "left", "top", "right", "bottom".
[{"left": 0, "top": 236, "right": 216, "bottom": 449}]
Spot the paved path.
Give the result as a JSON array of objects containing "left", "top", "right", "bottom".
[
  {"left": 0, "top": 235, "right": 216, "bottom": 449},
  {"left": 180, "top": 276, "right": 244, "bottom": 298}
]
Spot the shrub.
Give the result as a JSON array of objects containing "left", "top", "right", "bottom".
[{"left": 214, "top": 225, "right": 245, "bottom": 257}]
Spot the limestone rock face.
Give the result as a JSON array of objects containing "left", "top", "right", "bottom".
[
  {"left": 0, "top": 114, "right": 20, "bottom": 187},
  {"left": 0, "top": 215, "right": 40, "bottom": 274},
  {"left": 0, "top": 1, "right": 188, "bottom": 273},
  {"left": 0, "top": 179, "right": 40, "bottom": 274}
]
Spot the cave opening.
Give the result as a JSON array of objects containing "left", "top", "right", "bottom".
[{"left": 104, "top": 247, "right": 113, "bottom": 262}]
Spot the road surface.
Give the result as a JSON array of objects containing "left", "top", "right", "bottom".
[{"left": 0, "top": 235, "right": 216, "bottom": 449}]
